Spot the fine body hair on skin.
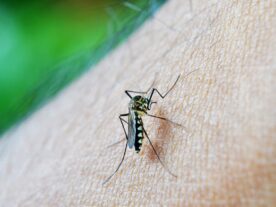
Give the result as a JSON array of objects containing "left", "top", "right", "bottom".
[{"left": 0, "top": 0, "right": 275, "bottom": 206}]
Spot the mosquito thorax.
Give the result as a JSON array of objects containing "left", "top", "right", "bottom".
[{"left": 129, "top": 95, "right": 149, "bottom": 114}]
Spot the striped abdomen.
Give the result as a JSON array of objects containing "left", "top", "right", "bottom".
[{"left": 128, "top": 111, "right": 144, "bottom": 153}]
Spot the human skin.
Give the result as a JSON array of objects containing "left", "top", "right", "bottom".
[{"left": 0, "top": 0, "right": 275, "bottom": 206}]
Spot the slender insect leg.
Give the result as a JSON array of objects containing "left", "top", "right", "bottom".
[
  {"left": 107, "top": 114, "right": 129, "bottom": 148},
  {"left": 125, "top": 90, "right": 147, "bottom": 99},
  {"left": 107, "top": 139, "right": 125, "bottom": 148},
  {"left": 103, "top": 113, "right": 129, "bottom": 185},
  {"left": 142, "top": 126, "right": 177, "bottom": 178},
  {"left": 146, "top": 113, "right": 183, "bottom": 127},
  {"left": 121, "top": 118, "right": 128, "bottom": 124},
  {"left": 148, "top": 69, "right": 200, "bottom": 103},
  {"left": 119, "top": 113, "right": 129, "bottom": 140},
  {"left": 148, "top": 75, "right": 180, "bottom": 102},
  {"left": 103, "top": 141, "right": 128, "bottom": 185},
  {"left": 125, "top": 77, "right": 156, "bottom": 98}
]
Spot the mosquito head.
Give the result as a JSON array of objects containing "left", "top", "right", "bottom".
[{"left": 129, "top": 95, "right": 150, "bottom": 114}]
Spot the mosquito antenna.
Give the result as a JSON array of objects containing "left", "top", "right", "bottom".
[
  {"left": 103, "top": 142, "right": 128, "bottom": 185},
  {"left": 143, "top": 126, "right": 177, "bottom": 178}
]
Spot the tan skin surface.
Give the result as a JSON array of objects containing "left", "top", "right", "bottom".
[{"left": 0, "top": 0, "right": 276, "bottom": 206}]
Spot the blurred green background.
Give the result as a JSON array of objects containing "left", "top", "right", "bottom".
[{"left": 0, "top": 0, "right": 165, "bottom": 135}]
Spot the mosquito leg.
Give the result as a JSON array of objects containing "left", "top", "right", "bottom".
[
  {"left": 103, "top": 113, "right": 129, "bottom": 185},
  {"left": 107, "top": 114, "right": 129, "bottom": 148},
  {"left": 125, "top": 88, "right": 153, "bottom": 99},
  {"left": 119, "top": 113, "right": 129, "bottom": 141},
  {"left": 102, "top": 141, "right": 128, "bottom": 185},
  {"left": 125, "top": 90, "right": 146, "bottom": 98},
  {"left": 125, "top": 77, "right": 156, "bottom": 98},
  {"left": 142, "top": 126, "right": 177, "bottom": 178},
  {"left": 146, "top": 113, "right": 184, "bottom": 128},
  {"left": 107, "top": 139, "right": 125, "bottom": 148},
  {"left": 148, "top": 75, "right": 180, "bottom": 102},
  {"left": 148, "top": 69, "right": 200, "bottom": 103}
]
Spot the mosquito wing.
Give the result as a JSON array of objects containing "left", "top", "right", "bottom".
[{"left": 127, "top": 111, "right": 136, "bottom": 148}]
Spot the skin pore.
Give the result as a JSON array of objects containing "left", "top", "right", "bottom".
[{"left": 0, "top": 0, "right": 275, "bottom": 206}]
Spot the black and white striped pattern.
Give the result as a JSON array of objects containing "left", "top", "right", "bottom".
[{"left": 127, "top": 111, "right": 144, "bottom": 153}]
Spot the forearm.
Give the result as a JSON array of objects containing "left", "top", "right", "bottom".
[{"left": 0, "top": 0, "right": 275, "bottom": 206}]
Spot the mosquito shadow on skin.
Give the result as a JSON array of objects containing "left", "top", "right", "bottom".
[{"left": 144, "top": 109, "right": 174, "bottom": 162}]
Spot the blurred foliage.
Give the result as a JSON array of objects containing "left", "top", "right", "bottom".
[{"left": 0, "top": 0, "right": 165, "bottom": 135}]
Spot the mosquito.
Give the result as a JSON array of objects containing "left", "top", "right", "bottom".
[{"left": 103, "top": 74, "right": 183, "bottom": 185}]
